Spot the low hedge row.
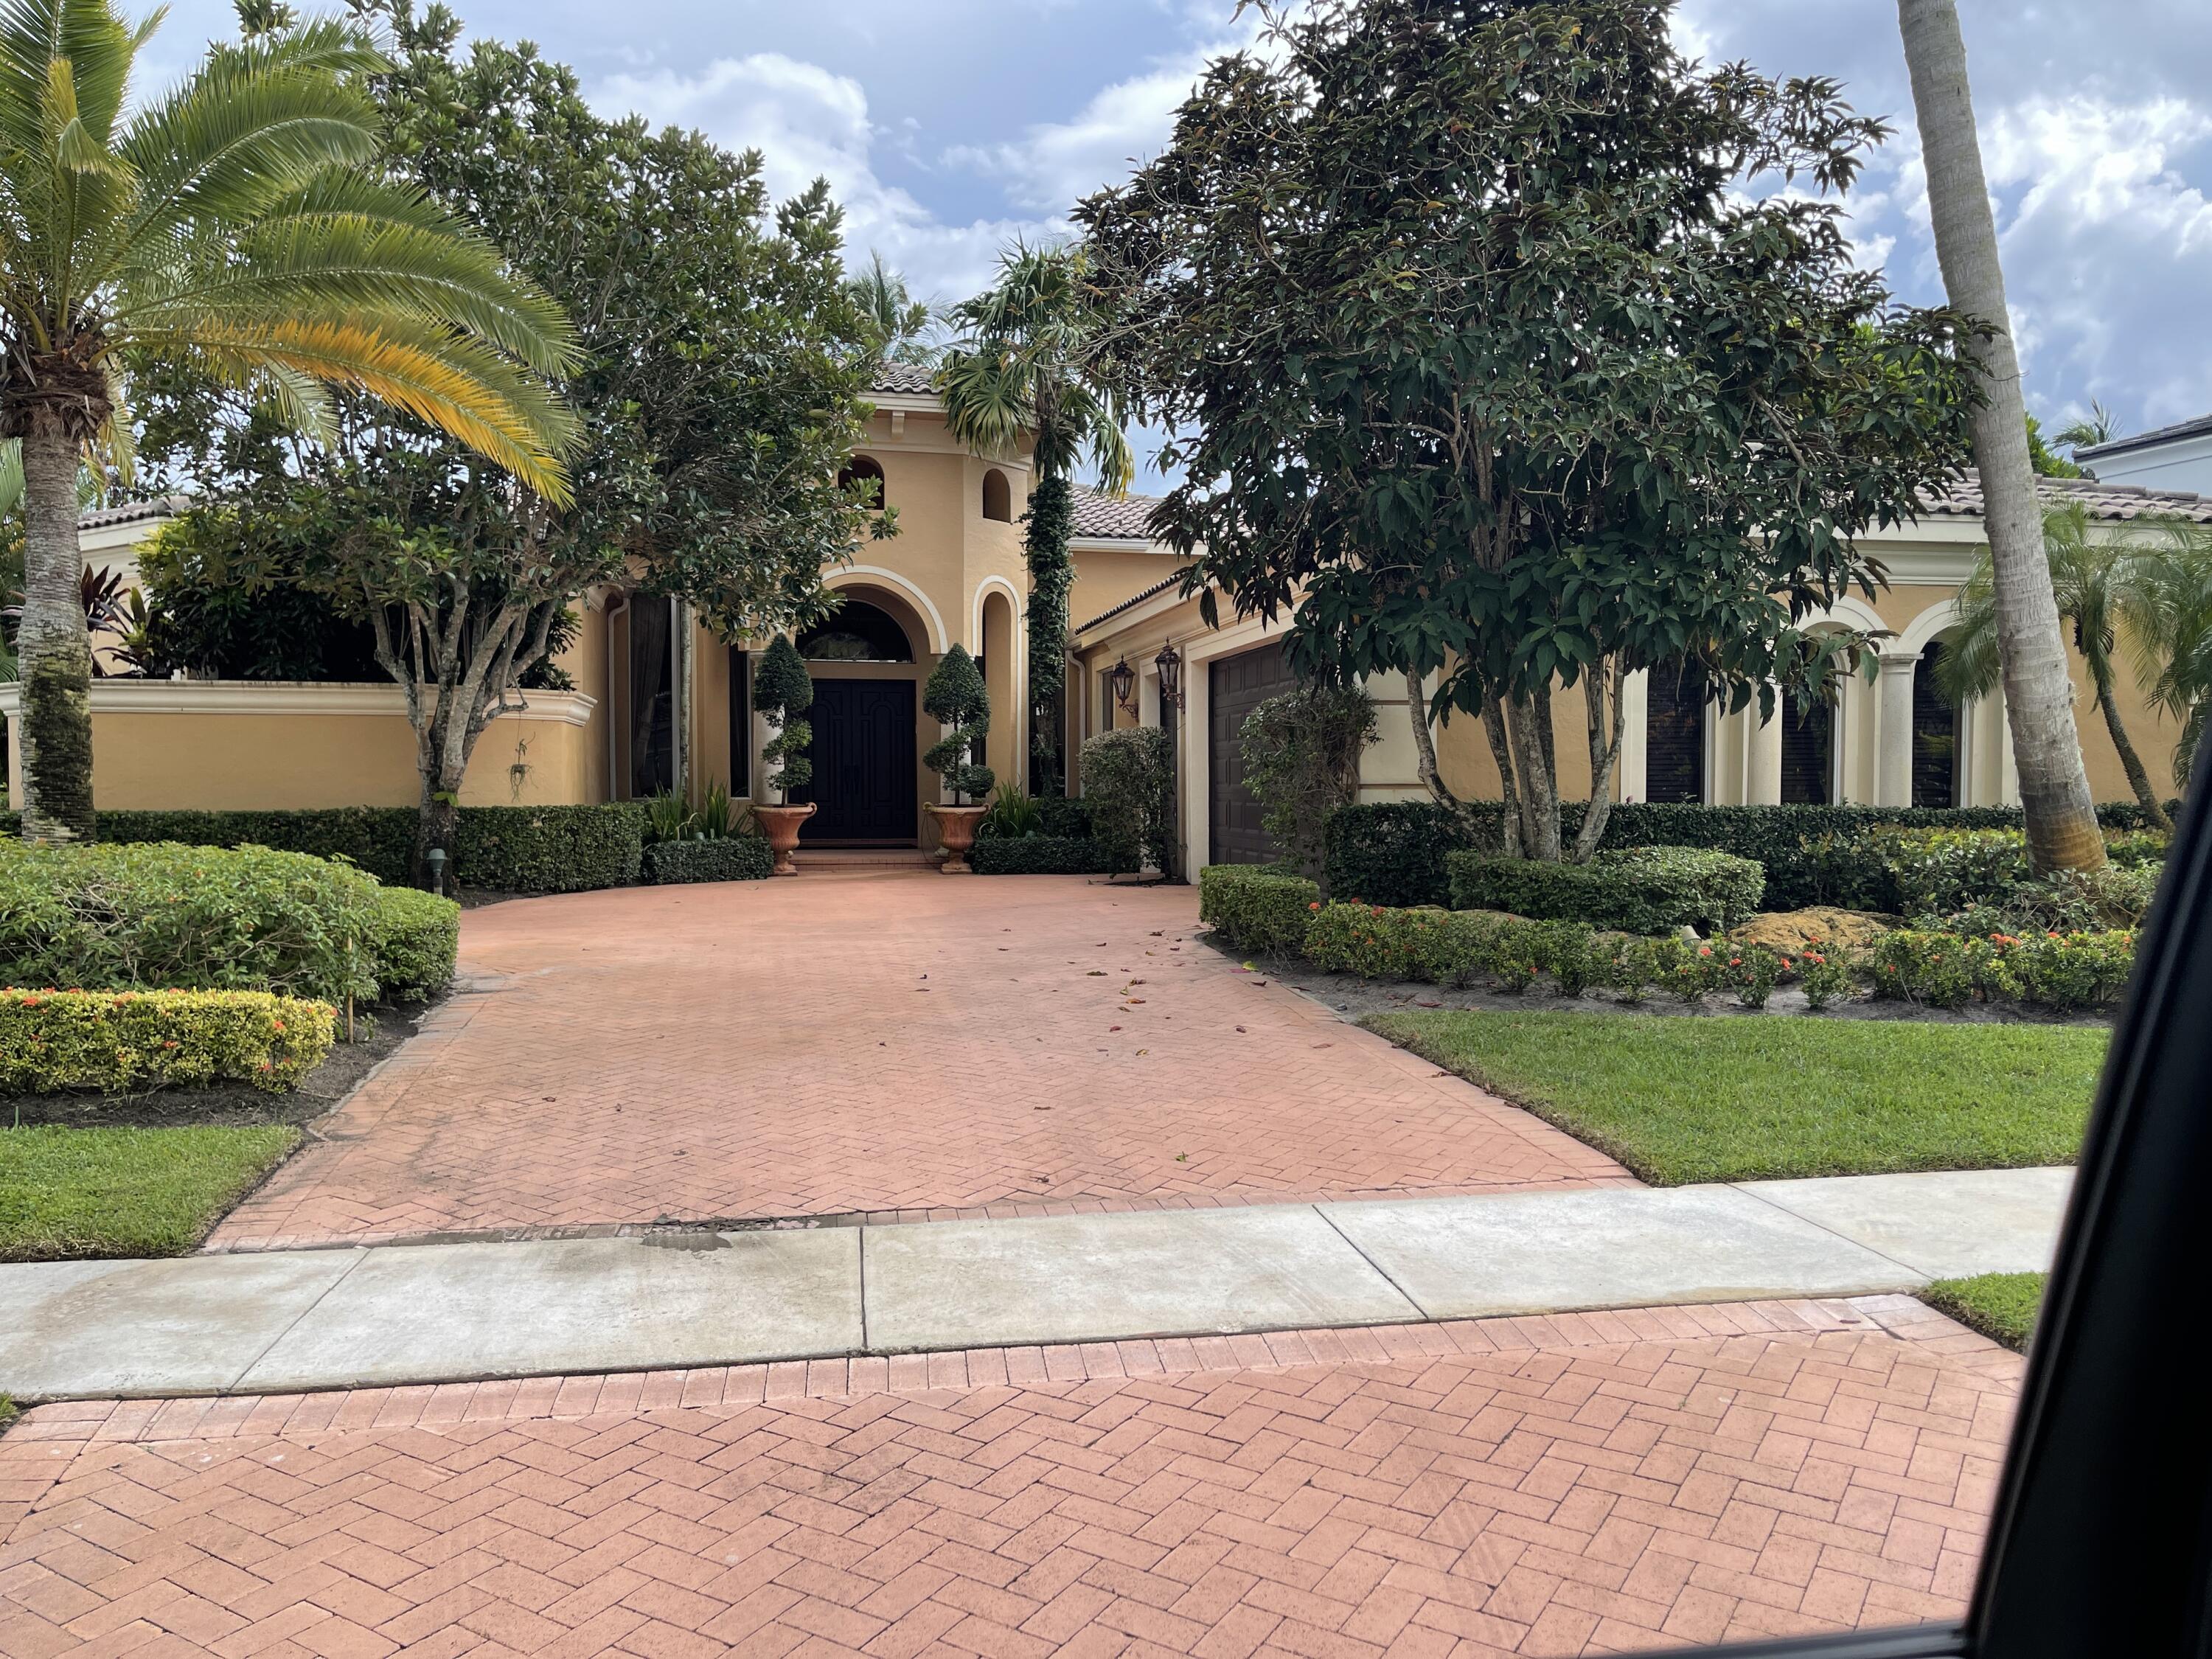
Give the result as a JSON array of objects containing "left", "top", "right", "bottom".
[
  {"left": 1198, "top": 866, "right": 1318, "bottom": 955},
  {"left": 0, "top": 803, "right": 648, "bottom": 892},
  {"left": 972, "top": 836, "right": 1110, "bottom": 875},
  {"left": 1200, "top": 866, "right": 2135, "bottom": 1012},
  {"left": 1444, "top": 845, "right": 1764, "bottom": 933},
  {"left": 644, "top": 838, "right": 774, "bottom": 884},
  {"left": 1325, "top": 800, "right": 2169, "bottom": 910},
  {"left": 0, "top": 989, "right": 337, "bottom": 1093},
  {"left": 370, "top": 888, "right": 460, "bottom": 1001}
]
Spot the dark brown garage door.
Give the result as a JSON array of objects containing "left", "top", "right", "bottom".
[{"left": 1208, "top": 641, "right": 1299, "bottom": 866}]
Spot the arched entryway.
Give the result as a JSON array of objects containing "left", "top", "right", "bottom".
[{"left": 790, "top": 590, "right": 929, "bottom": 844}]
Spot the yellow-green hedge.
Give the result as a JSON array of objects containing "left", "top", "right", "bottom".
[{"left": 0, "top": 989, "right": 336, "bottom": 1094}]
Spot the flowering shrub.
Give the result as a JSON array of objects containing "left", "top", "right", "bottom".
[
  {"left": 1797, "top": 944, "right": 1855, "bottom": 1010},
  {"left": 1652, "top": 938, "right": 1717, "bottom": 1003},
  {"left": 1868, "top": 931, "right": 1997, "bottom": 1008},
  {"left": 1722, "top": 946, "right": 1786, "bottom": 1009},
  {"left": 1992, "top": 930, "right": 2138, "bottom": 1010},
  {"left": 0, "top": 988, "right": 335, "bottom": 1093}
]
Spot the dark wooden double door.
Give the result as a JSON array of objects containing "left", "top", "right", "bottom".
[
  {"left": 793, "top": 678, "right": 916, "bottom": 843},
  {"left": 1208, "top": 641, "right": 1299, "bottom": 866}
]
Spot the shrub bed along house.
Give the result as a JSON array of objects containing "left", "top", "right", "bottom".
[
  {"left": 971, "top": 836, "right": 1109, "bottom": 874},
  {"left": 643, "top": 837, "right": 775, "bottom": 885},
  {"left": 1445, "top": 845, "right": 1765, "bottom": 933},
  {"left": 0, "top": 802, "right": 648, "bottom": 891},
  {"left": 0, "top": 989, "right": 337, "bottom": 1093},
  {"left": 1326, "top": 799, "right": 2170, "bottom": 911}
]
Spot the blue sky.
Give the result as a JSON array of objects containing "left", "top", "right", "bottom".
[{"left": 147, "top": 0, "right": 2212, "bottom": 487}]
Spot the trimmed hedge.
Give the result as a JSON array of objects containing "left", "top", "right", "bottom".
[
  {"left": 1326, "top": 799, "right": 2168, "bottom": 911},
  {"left": 1198, "top": 866, "right": 1318, "bottom": 956},
  {"left": 972, "top": 836, "right": 1109, "bottom": 875},
  {"left": 0, "top": 988, "right": 337, "bottom": 1093},
  {"left": 0, "top": 802, "right": 649, "bottom": 893},
  {"left": 1446, "top": 845, "right": 1765, "bottom": 933},
  {"left": 644, "top": 837, "right": 774, "bottom": 885},
  {"left": 1868, "top": 928, "right": 2138, "bottom": 1011},
  {"left": 0, "top": 841, "right": 381, "bottom": 1004},
  {"left": 369, "top": 887, "right": 459, "bottom": 1001}
]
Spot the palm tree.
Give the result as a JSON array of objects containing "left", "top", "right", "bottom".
[
  {"left": 2055, "top": 400, "right": 2119, "bottom": 459},
  {"left": 2121, "top": 519, "right": 2212, "bottom": 790},
  {"left": 1940, "top": 504, "right": 2173, "bottom": 830},
  {"left": 1897, "top": 0, "right": 2105, "bottom": 872},
  {"left": 1, "top": 0, "right": 577, "bottom": 841},
  {"left": 939, "top": 241, "right": 1133, "bottom": 793},
  {"left": 846, "top": 251, "right": 936, "bottom": 366}
]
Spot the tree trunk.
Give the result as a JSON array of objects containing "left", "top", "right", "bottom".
[
  {"left": 1899, "top": 0, "right": 2106, "bottom": 874},
  {"left": 1479, "top": 695, "right": 1522, "bottom": 857},
  {"left": 1406, "top": 672, "right": 1493, "bottom": 852},
  {"left": 674, "top": 598, "right": 695, "bottom": 804},
  {"left": 14, "top": 420, "right": 97, "bottom": 842},
  {"left": 1571, "top": 657, "right": 1628, "bottom": 863},
  {"left": 413, "top": 768, "right": 462, "bottom": 894},
  {"left": 2095, "top": 672, "right": 2171, "bottom": 830},
  {"left": 1504, "top": 692, "right": 1562, "bottom": 860}
]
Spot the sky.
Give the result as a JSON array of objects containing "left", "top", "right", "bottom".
[{"left": 144, "top": 0, "right": 2212, "bottom": 489}]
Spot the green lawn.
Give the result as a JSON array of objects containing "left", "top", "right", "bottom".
[
  {"left": 1926, "top": 1272, "right": 2047, "bottom": 1352},
  {"left": 1363, "top": 1010, "right": 2102, "bottom": 1185},
  {"left": 0, "top": 1125, "right": 300, "bottom": 1262}
]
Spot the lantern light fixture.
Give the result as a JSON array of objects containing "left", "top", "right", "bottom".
[
  {"left": 1155, "top": 640, "right": 1185, "bottom": 710},
  {"left": 1108, "top": 655, "right": 1137, "bottom": 715}
]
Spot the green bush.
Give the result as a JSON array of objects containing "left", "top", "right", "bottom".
[
  {"left": 1237, "top": 686, "right": 1376, "bottom": 877},
  {"left": 8, "top": 807, "right": 420, "bottom": 883},
  {"left": 1305, "top": 902, "right": 1513, "bottom": 985},
  {"left": 1199, "top": 866, "right": 1318, "bottom": 956},
  {"left": 452, "top": 804, "right": 644, "bottom": 892},
  {"left": 1038, "top": 795, "right": 1093, "bottom": 839},
  {"left": 1325, "top": 799, "right": 2166, "bottom": 911},
  {"left": 972, "top": 836, "right": 1108, "bottom": 875},
  {"left": 1447, "top": 844, "right": 1764, "bottom": 933},
  {"left": 922, "top": 644, "right": 995, "bottom": 803},
  {"left": 0, "top": 841, "right": 381, "bottom": 1004},
  {"left": 1082, "top": 727, "right": 1178, "bottom": 875},
  {"left": 755, "top": 635, "right": 815, "bottom": 797},
  {"left": 1996, "top": 930, "right": 2138, "bottom": 1010},
  {"left": 1798, "top": 943, "right": 1855, "bottom": 1009},
  {"left": 977, "top": 783, "right": 1046, "bottom": 840},
  {"left": 1874, "top": 829, "right": 2032, "bottom": 915},
  {"left": 643, "top": 837, "right": 773, "bottom": 885},
  {"left": 1866, "top": 931, "right": 1992, "bottom": 1009},
  {"left": 0, "top": 988, "right": 335, "bottom": 1093},
  {"left": 370, "top": 887, "right": 459, "bottom": 1001},
  {"left": 1719, "top": 945, "right": 1786, "bottom": 1009}
]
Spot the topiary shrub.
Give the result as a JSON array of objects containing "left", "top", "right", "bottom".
[
  {"left": 972, "top": 836, "right": 1107, "bottom": 874},
  {"left": 1198, "top": 866, "right": 1318, "bottom": 956},
  {"left": 369, "top": 886, "right": 459, "bottom": 1001},
  {"left": 754, "top": 635, "right": 815, "bottom": 800},
  {"left": 0, "top": 841, "right": 381, "bottom": 1004},
  {"left": 1081, "top": 726, "right": 1177, "bottom": 876},
  {"left": 1446, "top": 845, "right": 1764, "bottom": 933},
  {"left": 922, "top": 643, "right": 995, "bottom": 803},
  {"left": 643, "top": 837, "right": 774, "bottom": 885},
  {"left": 451, "top": 804, "right": 643, "bottom": 892},
  {"left": 0, "top": 988, "right": 336, "bottom": 1093},
  {"left": 1238, "top": 686, "right": 1377, "bottom": 878}
]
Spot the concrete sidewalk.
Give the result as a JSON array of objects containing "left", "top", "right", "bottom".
[{"left": 0, "top": 1166, "right": 2070, "bottom": 1402}]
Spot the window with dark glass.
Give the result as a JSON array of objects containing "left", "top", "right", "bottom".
[
  {"left": 1780, "top": 684, "right": 1834, "bottom": 804},
  {"left": 981, "top": 468, "right": 1012, "bottom": 522},
  {"left": 1642, "top": 660, "right": 1706, "bottom": 804},
  {"left": 1913, "top": 639, "right": 1959, "bottom": 807},
  {"left": 728, "top": 647, "right": 749, "bottom": 798},
  {"left": 838, "top": 454, "right": 887, "bottom": 509},
  {"left": 628, "top": 594, "right": 674, "bottom": 798},
  {"left": 795, "top": 601, "right": 913, "bottom": 663}
]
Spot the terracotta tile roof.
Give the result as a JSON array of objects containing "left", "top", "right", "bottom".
[
  {"left": 1071, "top": 485, "right": 1163, "bottom": 540},
  {"left": 2076, "top": 413, "right": 2212, "bottom": 461},
  {"left": 78, "top": 495, "right": 189, "bottom": 529},
  {"left": 1916, "top": 473, "right": 2212, "bottom": 524},
  {"left": 867, "top": 362, "right": 939, "bottom": 395}
]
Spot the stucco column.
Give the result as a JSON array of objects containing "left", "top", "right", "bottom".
[
  {"left": 1618, "top": 669, "right": 1649, "bottom": 803},
  {"left": 1877, "top": 653, "right": 1916, "bottom": 807},
  {"left": 1746, "top": 694, "right": 1784, "bottom": 806}
]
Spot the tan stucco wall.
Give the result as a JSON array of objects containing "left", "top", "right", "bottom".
[
  {"left": 1069, "top": 549, "right": 1184, "bottom": 641},
  {"left": 4, "top": 700, "right": 597, "bottom": 810}
]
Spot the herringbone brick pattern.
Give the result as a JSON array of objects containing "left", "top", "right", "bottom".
[
  {"left": 0, "top": 1296, "right": 2020, "bottom": 1658},
  {"left": 210, "top": 874, "right": 1625, "bottom": 1251}
]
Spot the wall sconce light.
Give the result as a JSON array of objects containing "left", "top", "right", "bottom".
[
  {"left": 1108, "top": 655, "right": 1137, "bottom": 714},
  {"left": 1155, "top": 641, "right": 1185, "bottom": 710}
]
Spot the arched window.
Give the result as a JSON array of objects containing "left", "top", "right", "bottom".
[
  {"left": 839, "top": 454, "right": 886, "bottom": 509},
  {"left": 981, "top": 468, "right": 1012, "bottom": 522},
  {"left": 796, "top": 599, "right": 914, "bottom": 663},
  {"left": 1913, "top": 640, "right": 1959, "bottom": 807}
]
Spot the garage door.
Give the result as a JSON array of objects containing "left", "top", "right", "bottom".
[{"left": 1208, "top": 641, "right": 1299, "bottom": 866}]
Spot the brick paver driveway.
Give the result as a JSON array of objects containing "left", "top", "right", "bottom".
[
  {"left": 0, "top": 1297, "right": 2017, "bottom": 1658},
  {"left": 212, "top": 873, "right": 1624, "bottom": 1250}
]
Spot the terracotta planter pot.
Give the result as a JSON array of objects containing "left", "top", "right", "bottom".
[
  {"left": 752, "top": 802, "right": 816, "bottom": 877},
  {"left": 927, "top": 804, "right": 989, "bottom": 874}
]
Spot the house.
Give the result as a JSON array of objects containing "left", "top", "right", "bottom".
[
  {"left": 2078, "top": 414, "right": 2212, "bottom": 496},
  {"left": 7, "top": 366, "right": 2205, "bottom": 863}
]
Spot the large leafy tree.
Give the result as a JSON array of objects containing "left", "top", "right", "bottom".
[
  {"left": 1899, "top": 0, "right": 2105, "bottom": 872},
  {"left": 1079, "top": 0, "right": 1981, "bottom": 860},
  {"left": 141, "top": 0, "right": 885, "bottom": 872},
  {"left": 1, "top": 0, "right": 577, "bottom": 843},
  {"left": 939, "top": 243, "right": 1133, "bottom": 794}
]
